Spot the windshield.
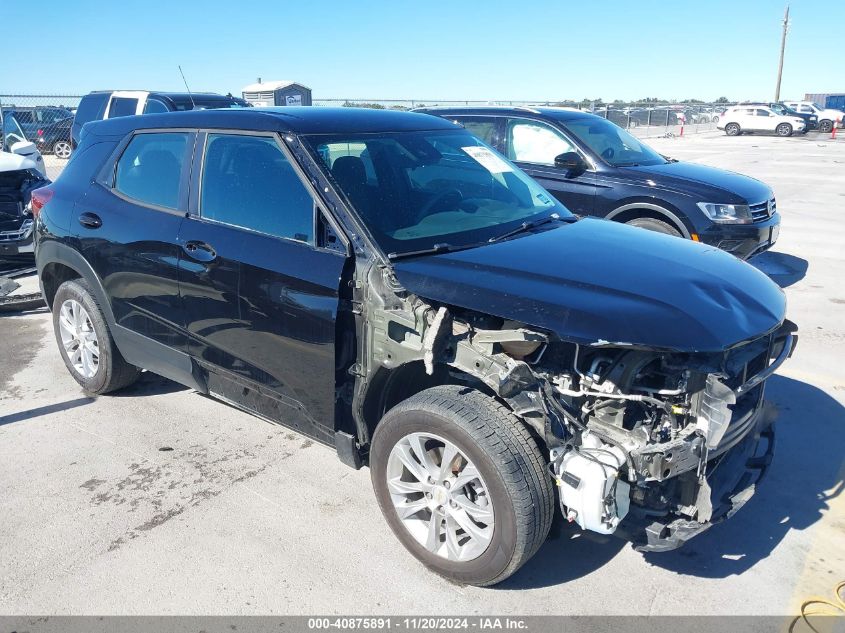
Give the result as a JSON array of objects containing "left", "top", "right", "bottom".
[
  {"left": 305, "top": 129, "right": 572, "bottom": 256},
  {"left": 562, "top": 116, "right": 666, "bottom": 167}
]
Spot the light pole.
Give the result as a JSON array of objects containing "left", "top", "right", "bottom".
[{"left": 774, "top": 5, "right": 790, "bottom": 101}]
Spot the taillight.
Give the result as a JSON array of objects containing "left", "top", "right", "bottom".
[
  {"left": 30, "top": 186, "right": 55, "bottom": 218},
  {"left": 37, "top": 129, "right": 44, "bottom": 137}
]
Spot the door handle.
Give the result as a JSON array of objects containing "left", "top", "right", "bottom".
[
  {"left": 182, "top": 240, "right": 217, "bottom": 262},
  {"left": 78, "top": 212, "right": 102, "bottom": 229}
]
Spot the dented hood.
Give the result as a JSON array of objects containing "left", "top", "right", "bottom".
[{"left": 392, "top": 218, "right": 786, "bottom": 352}]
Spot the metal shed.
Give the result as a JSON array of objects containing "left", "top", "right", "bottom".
[{"left": 241, "top": 80, "right": 312, "bottom": 107}]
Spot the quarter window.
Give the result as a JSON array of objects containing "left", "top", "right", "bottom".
[
  {"left": 506, "top": 118, "right": 576, "bottom": 166},
  {"left": 108, "top": 97, "right": 139, "bottom": 118},
  {"left": 114, "top": 132, "right": 189, "bottom": 209},
  {"left": 200, "top": 134, "right": 314, "bottom": 243}
]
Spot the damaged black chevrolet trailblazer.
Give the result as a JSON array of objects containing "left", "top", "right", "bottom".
[{"left": 34, "top": 108, "right": 797, "bottom": 586}]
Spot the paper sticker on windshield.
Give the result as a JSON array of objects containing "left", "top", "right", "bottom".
[{"left": 461, "top": 146, "right": 513, "bottom": 173}]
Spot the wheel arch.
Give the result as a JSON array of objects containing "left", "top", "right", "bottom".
[
  {"left": 37, "top": 241, "right": 114, "bottom": 323},
  {"left": 605, "top": 202, "right": 692, "bottom": 238}
]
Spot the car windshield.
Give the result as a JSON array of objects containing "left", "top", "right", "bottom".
[
  {"left": 305, "top": 129, "right": 572, "bottom": 256},
  {"left": 562, "top": 117, "right": 667, "bottom": 167}
]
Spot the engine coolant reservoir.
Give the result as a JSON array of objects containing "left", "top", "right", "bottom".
[{"left": 556, "top": 433, "right": 630, "bottom": 534}]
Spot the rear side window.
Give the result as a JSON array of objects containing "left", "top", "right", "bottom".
[
  {"left": 199, "top": 134, "right": 314, "bottom": 243},
  {"left": 114, "top": 132, "right": 189, "bottom": 209},
  {"left": 108, "top": 98, "right": 139, "bottom": 119},
  {"left": 143, "top": 99, "right": 169, "bottom": 114},
  {"left": 75, "top": 93, "right": 109, "bottom": 125},
  {"left": 454, "top": 118, "right": 498, "bottom": 146}
]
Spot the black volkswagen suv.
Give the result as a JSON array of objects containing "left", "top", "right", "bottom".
[
  {"left": 34, "top": 108, "right": 795, "bottom": 587},
  {"left": 416, "top": 106, "right": 781, "bottom": 259}
]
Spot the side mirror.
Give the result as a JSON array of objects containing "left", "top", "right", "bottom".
[
  {"left": 554, "top": 151, "right": 586, "bottom": 172},
  {"left": 10, "top": 140, "right": 38, "bottom": 156}
]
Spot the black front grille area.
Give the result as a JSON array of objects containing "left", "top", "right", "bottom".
[{"left": 749, "top": 198, "right": 775, "bottom": 222}]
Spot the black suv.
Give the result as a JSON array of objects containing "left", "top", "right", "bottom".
[
  {"left": 416, "top": 106, "right": 781, "bottom": 259},
  {"left": 71, "top": 90, "right": 250, "bottom": 147},
  {"left": 34, "top": 108, "right": 795, "bottom": 586}
]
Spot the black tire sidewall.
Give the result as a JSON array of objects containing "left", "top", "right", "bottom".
[
  {"left": 370, "top": 408, "right": 518, "bottom": 585},
  {"left": 52, "top": 280, "right": 114, "bottom": 393},
  {"left": 626, "top": 217, "right": 681, "bottom": 237}
]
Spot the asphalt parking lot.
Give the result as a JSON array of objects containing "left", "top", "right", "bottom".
[{"left": 1, "top": 130, "right": 843, "bottom": 615}]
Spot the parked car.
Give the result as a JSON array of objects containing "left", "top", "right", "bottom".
[
  {"left": 0, "top": 112, "right": 49, "bottom": 260},
  {"left": 718, "top": 105, "right": 806, "bottom": 137},
  {"left": 34, "top": 107, "right": 795, "bottom": 586},
  {"left": 736, "top": 102, "right": 817, "bottom": 131},
  {"left": 3, "top": 107, "right": 74, "bottom": 159},
  {"left": 782, "top": 100, "right": 844, "bottom": 133},
  {"left": 71, "top": 90, "right": 251, "bottom": 147},
  {"left": 416, "top": 106, "right": 780, "bottom": 259}
]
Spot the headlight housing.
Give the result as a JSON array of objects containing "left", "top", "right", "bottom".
[{"left": 697, "top": 202, "right": 753, "bottom": 224}]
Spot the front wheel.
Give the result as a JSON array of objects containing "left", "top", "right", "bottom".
[
  {"left": 725, "top": 122, "right": 740, "bottom": 136},
  {"left": 370, "top": 385, "right": 554, "bottom": 586},
  {"left": 776, "top": 123, "right": 793, "bottom": 137},
  {"left": 818, "top": 120, "right": 833, "bottom": 133},
  {"left": 625, "top": 216, "right": 683, "bottom": 237},
  {"left": 52, "top": 279, "right": 141, "bottom": 394}
]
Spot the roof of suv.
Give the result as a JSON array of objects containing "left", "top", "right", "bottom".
[
  {"left": 84, "top": 107, "right": 460, "bottom": 136},
  {"left": 415, "top": 106, "right": 600, "bottom": 122}
]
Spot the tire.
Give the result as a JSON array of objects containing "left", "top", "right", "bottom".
[
  {"left": 725, "top": 122, "right": 740, "bottom": 136},
  {"left": 713, "top": 115, "right": 720, "bottom": 124},
  {"left": 625, "top": 217, "right": 683, "bottom": 238},
  {"left": 776, "top": 123, "right": 793, "bottom": 137},
  {"left": 52, "top": 279, "right": 141, "bottom": 394},
  {"left": 53, "top": 140, "right": 72, "bottom": 159},
  {"left": 819, "top": 120, "right": 833, "bottom": 133},
  {"left": 370, "top": 385, "right": 554, "bottom": 586}
]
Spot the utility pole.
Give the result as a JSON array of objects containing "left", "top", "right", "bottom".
[{"left": 774, "top": 5, "right": 790, "bottom": 101}]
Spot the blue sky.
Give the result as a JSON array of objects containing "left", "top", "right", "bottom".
[{"left": 2, "top": 0, "right": 842, "bottom": 102}]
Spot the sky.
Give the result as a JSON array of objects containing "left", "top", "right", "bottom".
[{"left": 1, "top": 0, "right": 843, "bottom": 103}]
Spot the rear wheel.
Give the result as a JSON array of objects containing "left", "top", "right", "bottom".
[
  {"left": 370, "top": 385, "right": 554, "bottom": 586},
  {"left": 625, "top": 217, "right": 683, "bottom": 238},
  {"left": 819, "top": 120, "right": 833, "bottom": 133},
  {"left": 52, "top": 140, "right": 72, "bottom": 159},
  {"left": 725, "top": 122, "right": 740, "bottom": 136},
  {"left": 776, "top": 123, "right": 793, "bottom": 137},
  {"left": 52, "top": 279, "right": 141, "bottom": 394}
]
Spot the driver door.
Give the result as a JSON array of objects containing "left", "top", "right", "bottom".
[
  {"left": 756, "top": 108, "right": 778, "bottom": 131},
  {"left": 503, "top": 117, "right": 596, "bottom": 215}
]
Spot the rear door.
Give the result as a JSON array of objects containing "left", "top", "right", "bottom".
[
  {"left": 77, "top": 129, "right": 193, "bottom": 348},
  {"left": 178, "top": 131, "right": 347, "bottom": 440},
  {"left": 503, "top": 117, "right": 596, "bottom": 215}
]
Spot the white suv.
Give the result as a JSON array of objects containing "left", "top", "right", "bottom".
[
  {"left": 717, "top": 105, "right": 805, "bottom": 137},
  {"left": 782, "top": 101, "right": 844, "bottom": 133}
]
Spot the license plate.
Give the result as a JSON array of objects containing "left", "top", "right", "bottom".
[{"left": 770, "top": 224, "right": 780, "bottom": 245}]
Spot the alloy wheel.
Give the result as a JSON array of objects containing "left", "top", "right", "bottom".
[
  {"left": 58, "top": 299, "right": 99, "bottom": 378},
  {"left": 54, "top": 141, "right": 72, "bottom": 159},
  {"left": 386, "top": 432, "right": 494, "bottom": 562}
]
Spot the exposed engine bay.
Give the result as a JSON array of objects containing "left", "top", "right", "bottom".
[{"left": 356, "top": 271, "right": 797, "bottom": 549}]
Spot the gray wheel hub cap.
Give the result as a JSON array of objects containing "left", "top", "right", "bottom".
[
  {"left": 55, "top": 141, "right": 72, "bottom": 159},
  {"left": 386, "top": 432, "right": 494, "bottom": 562},
  {"left": 58, "top": 299, "right": 99, "bottom": 378}
]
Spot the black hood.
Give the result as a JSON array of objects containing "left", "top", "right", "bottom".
[
  {"left": 624, "top": 161, "right": 773, "bottom": 205},
  {"left": 392, "top": 219, "right": 785, "bottom": 353}
]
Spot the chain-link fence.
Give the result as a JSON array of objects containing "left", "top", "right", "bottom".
[
  {"left": 1, "top": 94, "right": 734, "bottom": 181},
  {"left": 1, "top": 95, "right": 82, "bottom": 180}
]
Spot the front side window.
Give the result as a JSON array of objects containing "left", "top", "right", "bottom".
[
  {"left": 562, "top": 116, "right": 666, "bottom": 167},
  {"left": 200, "top": 134, "right": 314, "bottom": 243},
  {"left": 108, "top": 98, "right": 139, "bottom": 119},
  {"left": 307, "top": 129, "right": 572, "bottom": 256},
  {"left": 114, "top": 132, "right": 189, "bottom": 209},
  {"left": 506, "top": 118, "right": 575, "bottom": 166}
]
